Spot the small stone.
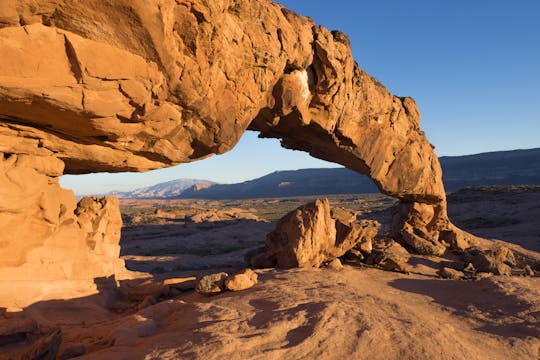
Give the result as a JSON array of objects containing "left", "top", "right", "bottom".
[
  {"left": 438, "top": 267, "right": 464, "bottom": 280},
  {"left": 196, "top": 272, "right": 228, "bottom": 295},
  {"left": 326, "top": 258, "right": 344, "bottom": 271},
  {"left": 224, "top": 269, "right": 258, "bottom": 291}
]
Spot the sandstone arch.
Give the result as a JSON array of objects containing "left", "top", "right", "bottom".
[{"left": 0, "top": 0, "right": 464, "bottom": 308}]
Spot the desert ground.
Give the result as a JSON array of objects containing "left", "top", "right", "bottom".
[{"left": 2, "top": 187, "right": 539, "bottom": 359}]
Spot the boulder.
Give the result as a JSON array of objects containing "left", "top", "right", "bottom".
[
  {"left": 224, "top": 269, "right": 258, "bottom": 291},
  {"left": 196, "top": 273, "right": 229, "bottom": 295},
  {"left": 367, "top": 240, "right": 410, "bottom": 274},
  {"left": 251, "top": 199, "right": 380, "bottom": 269},
  {"left": 469, "top": 251, "right": 512, "bottom": 276}
]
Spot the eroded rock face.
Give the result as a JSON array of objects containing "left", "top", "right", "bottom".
[
  {"left": 0, "top": 153, "right": 129, "bottom": 309},
  {"left": 0, "top": 0, "right": 445, "bottom": 201},
  {"left": 0, "top": 0, "right": 460, "bottom": 306},
  {"left": 251, "top": 199, "right": 380, "bottom": 269}
]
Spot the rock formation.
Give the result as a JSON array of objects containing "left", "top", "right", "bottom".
[
  {"left": 250, "top": 199, "right": 380, "bottom": 269},
  {"left": 0, "top": 0, "right": 462, "bottom": 308},
  {"left": 0, "top": 153, "right": 129, "bottom": 309}
]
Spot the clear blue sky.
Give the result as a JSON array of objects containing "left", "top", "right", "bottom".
[{"left": 61, "top": 0, "right": 540, "bottom": 195}]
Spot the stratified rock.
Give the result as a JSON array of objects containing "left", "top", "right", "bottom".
[
  {"left": 438, "top": 267, "right": 464, "bottom": 280},
  {"left": 224, "top": 269, "right": 258, "bottom": 291},
  {"left": 0, "top": 0, "right": 465, "bottom": 308},
  {"left": 196, "top": 273, "right": 229, "bottom": 295},
  {"left": 251, "top": 199, "right": 380, "bottom": 269},
  {"left": 138, "top": 296, "right": 157, "bottom": 311},
  {"left": 125, "top": 279, "right": 170, "bottom": 303}
]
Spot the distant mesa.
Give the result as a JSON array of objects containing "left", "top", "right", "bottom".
[{"left": 107, "top": 148, "right": 540, "bottom": 200}]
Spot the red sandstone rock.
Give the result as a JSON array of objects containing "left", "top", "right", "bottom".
[
  {"left": 224, "top": 269, "right": 258, "bottom": 291},
  {"left": 0, "top": 0, "right": 462, "bottom": 308},
  {"left": 252, "top": 199, "right": 380, "bottom": 269}
]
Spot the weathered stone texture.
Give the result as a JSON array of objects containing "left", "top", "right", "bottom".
[{"left": 0, "top": 0, "right": 461, "bottom": 307}]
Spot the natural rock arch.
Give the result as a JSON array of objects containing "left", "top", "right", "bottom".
[{"left": 0, "top": 0, "right": 465, "bottom": 309}]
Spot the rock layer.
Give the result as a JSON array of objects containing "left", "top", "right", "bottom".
[{"left": 0, "top": 0, "right": 460, "bottom": 307}]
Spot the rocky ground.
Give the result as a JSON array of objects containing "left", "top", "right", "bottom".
[
  {"left": 119, "top": 194, "right": 395, "bottom": 273},
  {"left": 2, "top": 188, "right": 540, "bottom": 359},
  {"left": 447, "top": 186, "right": 540, "bottom": 253}
]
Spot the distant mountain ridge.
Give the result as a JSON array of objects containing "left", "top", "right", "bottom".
[
  {"left": 440, "top": 147, "right": 540, "bottom": 190},
  {"left": 108, "top": 179, "right": 215, "bottom": 198},
  {"left": 109, "top": 147, "right": 540, "bottom": 199}
]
